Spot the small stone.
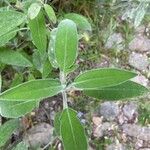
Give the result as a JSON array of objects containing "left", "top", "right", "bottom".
[
  {"left": 24, "top": 123, "right": 53, "bottom": 149},
  {"left": 122, "top": 124, "right": 150, "bottom": 141},
  {"left": 123, "top": 102, "right": 138, "bottom": 122},
  {"left": 129, "top": 35, "right": 150, "bottom": 52},
  {"left": 135, "top": 139, "right": 143, "bottom": 149},
  {"left": 105, "top": 33, "right": 124, "bottom": 50},
  {"left": 129, "top": 52, "right": 149, "bottom": 71},
  {"left": 100, "top": 102, "right": 119, "bottom": 121},
  {"left": 106, "top": 143, "right": 126, "bottom": 150},
  {"left": 93, "top": 122, "right": 112, "bottom": 138},
  {"left": 92, "top": 116, "right": 103, "bottom": 126},
  {"left": 132, "top": 75, "right": 149, "bottom": 87}
]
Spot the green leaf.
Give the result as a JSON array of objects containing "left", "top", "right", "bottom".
[
  {"left": 32, "top": 51, "right": 52, "bottom": 78},
  {"left": 28, "top": 3, "right": 41, "bottom": 20},
  {"left": 0, "top": 100, "right": 39, "bottom": 118},
  {"left": 134, "top": 2, "right": 149, "bottom": 28},
  {"left": 0, "top": 48, "right": 32, "bottom": 67},
  {"left": 12, "top": 142, "right": 28, "bottom": 150},
  {"left": 0, "top": 73, "right": 1, "bottom": 92},
  {"left": 55, "top": 19, "right": 78, "bottom": 71},
  {"left": 48, "top": 28, "right": 58, "bottom": 68},
  {"left": 60, "top": 108, "right": 87, "bottom": 150},
  {"left": 0, "top": 10, "right": 26, "bottom": 38},
  {"left": 0, "top": 79, "right": 63, "bottom": 101},
  {"left": 84, "top": 81, "right": 149, "bottom": 100},
  {"left": 42, "top": 58, "right": 52, "bottom": 78},
  {"left": 0, "top": 119, "right": 19, "bottom": 148},
  {"left": 0, "top": 29, "right": 17, "bottom": 47},
  {"left": 10, "top": 73, "right": 23, "bottom": 88},
  {"left": 44, "top": 4, "right": 57, "bottom": 24},
  {"left": 73, "top": 68, "right": 137, "bottom": 90},
  {"left": 29, "top": 11, "right": 47, "bottom": 55},
  {"left": 64, "top": 13, "right": 92, "bottom": 31},
  {"left": 54, "top": 111, "right": 62, "bottom": 136}
]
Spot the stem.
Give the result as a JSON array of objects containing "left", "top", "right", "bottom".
[{"left": 60, "top": 71, "right": 68, "bottom": 109}]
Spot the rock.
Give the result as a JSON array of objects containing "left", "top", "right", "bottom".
[
  {"left": 135, "top": 25, "right": 145, "bottom": 35},
  {"left": 24, "top": 123, "right": 53, "bottom": 149},
  {"left": 123, "top": 102, "right": 138, "bottom": 121},
  {"left": 122, "top": 124, "right": 150, "bottom": 141},
  {"left": 92, "top": 116, "right": 103, "bottom": 126},
  {"left": 135, "top": 139, "right": 143, "bottom": 149},
  {"left": 129, "top": 35, "right": 150, "bottom": 52},
  {"left": 106, "top": 143, "right": 126, "bottom": 150},
  {"left": 132, "top": 75, "right": 149, "bottom": 87},
  {"left": 100, "top": 102, "right": 119, "bottom": 121},
  {"left": 129, "top": 52, "right": 149, "bottom": 71},
  {"left": 105, "top": 33, "right": 124, "bottom": 50},
  {"left": 93, "top": 122, "right": 112, "bottom": 138}
]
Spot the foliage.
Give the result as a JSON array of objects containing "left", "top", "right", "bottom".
[{"left": 0, "top": 0, "right": 149, "bottom": 150}]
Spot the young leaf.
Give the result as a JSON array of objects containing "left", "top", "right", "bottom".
[
  {"left": 0, "top": 10, "right": 26, "bottom": 38},
  {"left": 0, "top": 48, "right": 32, "bottom": 67},
  {"left": 44, "top": 4, "right": 57, "bottom": 24},
  {"left": 64, "top": 13, "right": 92, "bottom": 31},
  {"left": 28, "top": 3, "right": 41, "bottom": 20},
  {"left": 12, "top": 142, "right": 28, "bottom": 150},
  {"left": 48, "top": 28, "right": 58, "bottom": 68},
  {"left": 42, "top": 58, "right": 52, "bottom": 78},
  {"left": 55, "top": 19, "right": 78, "bottom": 71},
  {"left": 54, "top": 111, "right": 62, "bottom": 136},
  {"left": 0, "top": 29, "right": 17, "bottom": 46},
  {"left": 0, "top": 100, "right": 39, "bottom": 118},
  {"left": 84, "top": 81, "right": 149, "bottom": 100},
  {"left": 73, "top": 68, "right": 137, "bottom": 90},
  {"left": 0, "top": 79, "right": 63, "bottom": 101},
  {"left": 29, "top": 11, "right": 47, "bottom": 55},
  {"left": 0, "top": 119, "right": 19, "bottom": 148},
  {"left": 60, "top": 108, "right": 87, "bottom": 150},
  {"left": 0, "top": 73, "right": 1, "bottom": 92}
]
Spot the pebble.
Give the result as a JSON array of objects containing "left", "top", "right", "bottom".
[
  {"left": 129, "top": 52, "right": 149, "bottom": 71},
  {"left": 129, "top": 35, "right": 150, "bottom": 52},
  {"left": 99, "top": 102, "right": 120, "bottom": 121},
  {"left": 105, "top": 33, "right": 124, "bottom": 50},
  {"left": 24, "top": 123, "right": 53, "bottom": 149}
]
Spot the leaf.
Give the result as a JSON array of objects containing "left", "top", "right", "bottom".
[
  {"left": 32, "top": 51, "right": 52, "bottom": 78},
  {"left": 64, "top": 13, "right": 92, "bottom": 31},
  {"left": 42, "top": 58, "right": 52, "bottom": 78},
  {"left": 44, "top": 4, "right": 57, "bottom": 24},
  {"left": 134, "top": 2, "right": 149, "bottom": 28},
  {"left": 32, "top": 50, "right": 44, "bottom": 72},
  {"left": 12, "top": 142, "right": 28, "bottom": 150},
  {"left": 0, "top": 79, "right": 63, "bottom": 101},
  {"left": 29, "top": 11, "right": 47, "bottom": 55},
  {"left": 0, "top": 100, "right": 39, "bottom": 118},
  {"left": 73, "top": 68, "right": 137, "bottom": 90},
  {"left": 0, "top": 73, "right": 1, "bottom": 92},
  {"left": 54, "top": 111, "right": 62, "bottom": 136},
  {"left": 60, "top": 108, "right": 87, "bottom": 150},
  {"left": 10, "top": 73, "right": 23, "bottom": 88},
  {"left": 0, "top": 10, "right": 26, "bottom": 38},
  {"left": 0, "top": 48, "right": 32, "bottom": 67},
  {"left": 0, "top": 29, "right": 17, "bottom": 46},
  {"left": 55, "top": 19, "right": 78, "bottom": 71},
  {"left": 48, "top": 28, "right": 58, "bottom": 68},
  {"left": 0, "top": 119, "right": 19, "bottom": 148},
  {"left": 28, "top": 3, "right": 41, "bottom": 20},
  {"left": 84, "top": 81, "right": 149, "bottom": 100}
]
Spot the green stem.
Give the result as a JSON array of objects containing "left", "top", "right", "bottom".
[{"left": 60, "top": 71, "right": 68, "bottom": 109}]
